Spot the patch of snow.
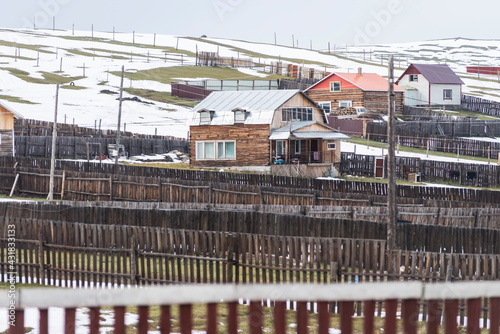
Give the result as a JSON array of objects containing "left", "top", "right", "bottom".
[{"left": 237, "top": 67, "right": 267, "bottom": 78}]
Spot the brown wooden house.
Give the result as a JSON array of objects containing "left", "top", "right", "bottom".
[
  {"left": 188, "top": 90, "right": 349, "bottom": 168},
  {"left": 305, "top": 69, "right": 405, "bottom": 114},
  {"left": 0, "top": 101, "right": 22, "bottom": 157}
]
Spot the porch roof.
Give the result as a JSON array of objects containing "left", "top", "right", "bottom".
[{"left": 269, "top": 121, "right": 350, "bottom": 140}]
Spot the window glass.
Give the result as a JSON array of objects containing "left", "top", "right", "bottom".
[
  {"left": 218, "top": 142, "right": 224, "bottom": 159},
  {"left": 196, "top": 142, "right": 204, "bottom": 159},
  {"left": 204, "top": 142, "right": 215, "bottom": 159},
  {"left": 225, "top": 142, "right": 235, "bottom": 159}
]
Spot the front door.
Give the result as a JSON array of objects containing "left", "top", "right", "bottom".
[{"left": 311, "top": 140, "right": 321, "bottom": 162}]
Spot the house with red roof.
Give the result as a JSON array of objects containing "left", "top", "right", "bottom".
[
  {"left": 396, "top": 64, "right": 464, "bottom": 106},
  {"left": 305, "top": 68, "right": 405, "bottom": 114}
]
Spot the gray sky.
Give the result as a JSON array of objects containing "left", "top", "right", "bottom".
[{"left": 2, "top": 0, "right": 499, "bottom": 47}]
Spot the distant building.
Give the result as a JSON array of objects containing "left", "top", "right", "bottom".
[
  {"left": 188, "top": 90, "right": 348, "bottom": 169},
  {"left": 305, "top": 68, "right": 405, "bottom": 114},
  {"left": 0, "top": 101, "right": 22, "bottom": 157},
  {"left": 396, "top": 64, "right": 464, "bottom": 106}
]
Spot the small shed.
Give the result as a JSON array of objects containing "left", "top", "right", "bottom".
[{"left": 0, "top": 101, "right": 23, "bottom": 157}]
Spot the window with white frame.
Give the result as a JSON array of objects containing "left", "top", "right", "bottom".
[
  {"left": 295, "top": 140, "right": 301, "bottom": 154},
  {"left": 409, "top": 74, "right": 418, "bottom": 82},
  {"left": 318, "top": 102, "right": 331, "bottom": 114},
  {"left": 443, "top": 89, "right": 452, "bottom": 100},
  {"left": 330, "top": 81, "right": 341, "bottom": 92},
  {"left": 338, "top": 100, "right": 353, "bottom": 108},
  {"left": 196, "top": 141, "right": 235, "bottom": 160},
  {"left": 217, "top": 141, "right": 236, "bottom": 159},
  {"left": 327, "top": 142, "right": 336, "bottom": 150}
]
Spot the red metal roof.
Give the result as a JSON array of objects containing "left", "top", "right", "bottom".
[{"left": 306, "top": 72, "right": 405, "bottom": 92}]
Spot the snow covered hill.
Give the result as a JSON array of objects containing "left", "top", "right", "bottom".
[{"left": 1, "top": 28, "right": 500, "bottom": 139}]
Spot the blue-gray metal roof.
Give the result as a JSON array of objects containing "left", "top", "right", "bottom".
[{"left": 188, "top": 90, "right": 301, "bottom": 126}]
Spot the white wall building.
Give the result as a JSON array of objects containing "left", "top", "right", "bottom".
[{"left": 396, "top": 64, "right": 464, "bottom": 106}]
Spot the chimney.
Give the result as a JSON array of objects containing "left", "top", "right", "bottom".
[{"left": 358, "top": 67, "right": 363, "bottom": 75}]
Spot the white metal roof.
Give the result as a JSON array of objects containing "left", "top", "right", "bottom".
[
  {"left": 187, "top": 90, "right": 301, "bottom": 126},
  {"left": 0, "top": 100, "right": 24, "bottom": 119}
]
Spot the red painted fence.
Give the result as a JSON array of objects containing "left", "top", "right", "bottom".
[
  {"left": 466, "top": 66, "right": 500, "bottom": 76},
  {"left": 3, "top": 282, "right": 500, "bottom": 333}
]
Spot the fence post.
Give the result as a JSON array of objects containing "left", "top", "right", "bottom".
[
  {"left": 130, "top": 235, "right": 137, "bottom": 285},
  {"left": 158, "top": 179, "right": 162, "bottom": 202},
  {"left": 330, "top": 262, "right": 338, "bottom": 283},
  {"left": 208, "top": 183, "right": 213, "bottom": 203},
  {"left": 60, "top": 170, "right": 66, "bottom": 200},
  {"left": 109, "top": 176, "right": 113, "bottom": 201},
  {"left": 38, "top": 230, "right": 45, "bottom": 285}
]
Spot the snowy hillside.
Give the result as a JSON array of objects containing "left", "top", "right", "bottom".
[{"left": 1, "top": 28, "right": 500, "bottom": 139}]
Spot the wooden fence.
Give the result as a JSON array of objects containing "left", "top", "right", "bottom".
[
  {"left": 3, "top": 282, "right": 500, "bottom": 334},
  {"left": 3, "top": 157, "right": 500, "bottom": 207},
  {"left": 462, "top": 94, "right": 500, "bottom": 117},
  {"left": 15, "top": 136, "right": 188, "bottom": 159},
  {"left": 367, "top": 120, "right": 500, "bottom": 146},
  {"left": 2, "top": 216, "right": 500, "bottom": 288},
  {"left": 14, "top": 118, "right": 184, "bottom": 140},
  {"left": 3, "top": 201, "right": 500, "bottom": 253},
  {"left": 341, "top": 152, "right": 500, "bottom": 188}
]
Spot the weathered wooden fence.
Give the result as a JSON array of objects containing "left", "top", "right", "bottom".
[
  {"left": 367, "top": 120, "right": 500, "bottom": 143},
  {"left": 341, "top": 152, "right": 500, "bottom": 188},
  {"left": 2, "top": 217, "right": 500, "bottom": 288},
  {"left": 14, "top": 118, "right": 184, "bottom": 140},
  {"left": 3, "top": 282, "right": 500, "bottom": 334},
  {"left": 462, "top": 94, "right": 500, "bottom": 117},
  {"left": 15, "top": 136, "right": 188, "bottom": 159},
  {"left": 2, "top": 157, "right": 500, "bottom": 207},
  {"left": 3, "top": 201, "right": 500, "bottom": 253}
]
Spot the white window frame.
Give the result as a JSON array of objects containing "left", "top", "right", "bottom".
[
  {"left": 295, "top": 140, "right": 301, "bottom": 154},
  {"left": 330, "top": 81, "right": 341, "bottom": 92},
  {"left": 338, "top": 100, "right": 353, "bottom": 108},
  {"left": 217, "top": 141, "right": 236, "bottom": 160},
  {"left": 409, "top": 74, "right": 418, "bottom": 82},
  {"left": 318, "top": 102, "right": 331, "bottom": 114},
  {"left": 233, "top": 109, "right": 247, "bottom": 123},
  {"left": 327, "top": 142, "right": 336, "bottom": 150},
  {"left": 196, "top": 141, "right": 236, "bottom": 161}
]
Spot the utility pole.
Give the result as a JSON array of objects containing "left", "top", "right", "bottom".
[
  {"left": 47, "top": 84, "right": 59, "bottom": 201},
  {"left": 387, "top": 55, "right": 397, "bottom": 252},
  {"left": 114, "top": 66, "right": 125, "bottom": 172}
]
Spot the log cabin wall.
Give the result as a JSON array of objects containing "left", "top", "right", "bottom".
[
  {"left": 305, "top": 89, "right": 365, "bottom": 109},
  {"left": 306, "top": 89, "right": 404, "bottom": 113},
  {"left": 0, "top": 130, "right": 14, "bottom": 157},
  {"left": 364, "top": 91, "right": 405, "bottom": 113},
  {"left": 190, "top": 124, "right": 271, "bottom": 167}
]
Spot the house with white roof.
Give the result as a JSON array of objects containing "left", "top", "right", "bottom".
[
  {"left": 188, "top": 90, "right": 349, "bottom": 171},
  {"left": 396, "top": 64, "right": 465, "bottom": 106}
]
